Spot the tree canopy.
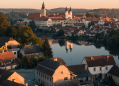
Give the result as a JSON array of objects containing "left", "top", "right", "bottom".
[{"left": 43, "top": 36, "right": 53, "bottom": 58}]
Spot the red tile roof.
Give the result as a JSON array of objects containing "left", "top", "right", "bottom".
[
  {"left": 84, "top": 55, "right": 116, "bottom": 67},
  {"left": 27, "top": 13, "right": 41, "bottom": 20},
  {"left": 34, "top": 16, "right": 49, "bottom": 21},
  {"left": 0, "top": 51, "right": 15, "bottom": 61},
  {"left": 48, "top": 17, "right": 66, "bottom": 20}
]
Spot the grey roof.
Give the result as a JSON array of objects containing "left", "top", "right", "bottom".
[
  {"left": 22, "top": 44, "right": 43, "bottom": 54},
  {"left": 76, "top": 73, "right": 92, "bottom": 78},
  {"left": 67, "top": 64, "right": 90, "bottom": 75},
  {"left": 108, "top": 65, "right": 119, "bottom": 77},
  {"left": 50, "top": 57, "right": 66, "bottom": 66},
  {"left": 54, "top": 80, "right": 79, "bottom": 86},
  {"left": 35, "top": 59, "right": 60, "bottom": 76},
  {"left": 0, "top": 37, "right": 14, "bottom": 47}
]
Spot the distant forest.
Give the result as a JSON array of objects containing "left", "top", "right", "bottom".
[{"left": 1, "top": 8, "right": 119, "bottom": 17}]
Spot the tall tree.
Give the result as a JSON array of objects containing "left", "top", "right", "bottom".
[
  {"left": 29, "top": 20, "right": 36, "bottom": 31},
  {"left": 6, "top": 26, "right": 17, "bottom": 38},
  {"left": 0, "top": 13, "right": 10, "bottom": 36},
  {"left": 43, "top": 36, "right": 53, "bottom": 58}
]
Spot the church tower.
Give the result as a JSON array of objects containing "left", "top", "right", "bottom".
[
  {"left": 65, "top": 7, "right": 68, "bottom": 19},
  {"left": 69, "top": 7, "right": 72, "bottom": 19},
  {"left": 41, "top": 2, "right": 46, "bottom": 17}
]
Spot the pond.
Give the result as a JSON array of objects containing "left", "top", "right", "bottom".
[{"left": 50, "top": 40, "right": 119, "bottom": 66}]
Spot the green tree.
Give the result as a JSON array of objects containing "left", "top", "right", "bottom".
[
  {"left": 6, "top": 26, "right": 17, "bottom": 38},
  {"left": 43, "top": 36, "right": 53, "bottom": 58},
  {"left": 21, "top": 26, "right": 35, "bottom": 43},
  {"left": 57, "top": 30, "right": 64, "bottom": 37},
  {"left": 29, "top": 37, "right": 43, "bottom": 46},
  {"left": 29, "top": 20, "right": 36, "bottom": 31},
  {"left": 0, "top": 13, "right": 10, "bottom": 36}
]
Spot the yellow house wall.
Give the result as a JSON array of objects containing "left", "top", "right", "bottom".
[
  {"left": 52, "top": 65, "right": 70, "bottom": 83},
  {"left": 7, "top": 72, "right": 25, "bottom": 85}
]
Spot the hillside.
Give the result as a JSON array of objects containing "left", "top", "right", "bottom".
[{"left": 1, "top": 8, "right": 119, "bottom": 17}]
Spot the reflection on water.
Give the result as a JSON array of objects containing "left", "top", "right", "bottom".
[{"left": 50, "top": 39, "right": 119, "bottom": 66}]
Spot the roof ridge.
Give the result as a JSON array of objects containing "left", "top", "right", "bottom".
[{"left": 39, "top": 64, "right": 55, "bottom": 72}]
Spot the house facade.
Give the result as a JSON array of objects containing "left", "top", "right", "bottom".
[
  {"left": 0, "top": 51, "right": 19, "bottom": 70},
  {"left": 35, "top": 59, "right": 70, "bottom": 86},
  {"left": 0, "top": 69, "right": 26, "bottom": 86},
  {"left": 81, "top": 55, "right": 116, "bottom": 80}
]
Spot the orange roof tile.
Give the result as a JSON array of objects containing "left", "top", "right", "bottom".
[
  {"left": 0, "top": 51, "right": 15, "bottom": 61},
  {"left": 28, "top": 13, "right": 41, "bottom": 20}
]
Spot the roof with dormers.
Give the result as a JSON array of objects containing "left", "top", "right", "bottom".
[{"left": 84, "top": 55, "right": 116, "bottom": 67}]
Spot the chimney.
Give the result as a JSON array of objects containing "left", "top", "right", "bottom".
[
  {"left": 5, "top": 42, "right": 7, "bottom": 50},
  {"left": 91, "top": 57, "right": 94, "bottom": 60},
  {"left": 107, "top": 56, "right": 109, "bottom": 61},
  {"left": 2, "top": 49, "right": 4, "bottom": 53},
  {"left": 54, "top": 58, "right": 57, "bottom": 61},
  {"left": 85, "top": 64, "right": 88, "bottom": 70}
]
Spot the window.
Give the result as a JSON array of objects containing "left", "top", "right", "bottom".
[
  {"left": 47, "top": 76, "right": 49, "bottom": 80},
  {"left": 50, "top": 78, "right": 51, "bottom": 81},
  {"left": 64, "top": 77, "right": 68, "bottom": 80},
  {"left": 14, "top": 52, "right": 16, "bottom": 55},
  {"left": 39, "top": 72, "right": 40, "bottom": 76},
  {"left": 94, "top": 68, "right": 96, "bottom": 71},
  {"left": 100, "top": 67, "right": 102, "bottom": 71},
  {"left": 105, "top": 66, "right": 108, "bottom": 70},
  {"left": 41, "top": 73, "right": 42, "bottom": 77},
  {"left": 61, "top": 71, "right": 63, "bottom": 74},
  {"left": 39, "top": 79, "right": 40, "bottom": 82},
  {"left": 43, "top": 74, "right": 44, "bottom": 78},
  {"left": 45, "top": 75, "right": 46, "bottom": 79}
]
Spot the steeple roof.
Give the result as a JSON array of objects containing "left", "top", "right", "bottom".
[
  {"left": 69, "top": 7, "right": 72, "bottom": 11},
  {"left": 65, "top": 7, "right": 68, "bottom": 11},
  {"left": 42, "top": 2, "right": 45, "bottom": 9}
]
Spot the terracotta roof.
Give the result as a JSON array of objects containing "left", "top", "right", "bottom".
[
  {"left": 84, "top": 55, "right": 116, "bottom": 67},
  {"left": 48, "top": 17, "right": 66, "bottom": 20},
  {"left": 0, "top": 51, "right": 15, "bottom": 61},
  {"left": 108, "top": 65, "right": 119, "bottom": 77},
  {"left": 34, "top": 16, "right": 49, "bottom": 21},
  {"left": 28, "top": 13, "right": 41, "bottom": 20}
]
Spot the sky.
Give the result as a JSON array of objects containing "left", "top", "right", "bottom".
[{"left": 0, "top": 0, "right": 119, "bottom": 9}]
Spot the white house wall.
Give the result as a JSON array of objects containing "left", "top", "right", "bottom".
[{"left": 88, "top": 65, "right": 113, "bottom": 75}]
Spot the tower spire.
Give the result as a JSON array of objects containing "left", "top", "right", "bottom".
[
  {"left": 42, "top": 2, "right": 45, "bottom": 9},
  {"left": 69, "top": 7, "right": 72, "bottom": 11},
  {"left": 65, "top": 7, "right": 68, "bottom": 11}
]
